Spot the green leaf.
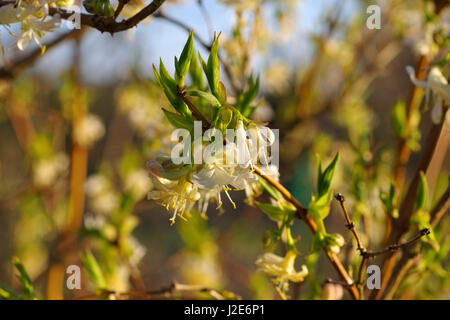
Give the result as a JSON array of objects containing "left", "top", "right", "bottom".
[
  {"left": 12, "top": 257, "right": 33, "bottom": 300},
  {"left": 308, "top": 190, "right": 331, "bottom": 222},
  {"left": 416, "top": 171, "right": 428, "bottom": 212},
  {"left": 186, "top": 89, "right": 222, "bottom": 108},
  {"left": 380, "top": 182, "right": 398, "bottom": 218},
  {"left": 392, "top": 100, "right": 407, "bottom": 138},
  {"left": 317, "top": 153, "right": 339, "bottom": 197},
  {"left": 258, "top": 176, "right": 283, "bottom": 201},
  {"left": 83, "top": 0, "right": 114, "bottom": 17},
  {"left": 175, "top": 32, "right": 194, "bottom": 87},
  {"left": 81, "top": 251, "right": 106, "bottom": 291},
  {"left": 0, "top": 284, "right": 20, "bottom": 300},
  {"left": 154, "top": 61, "right": 191, "bottom": 117},
  {"left": 217, "top": 81, "right": 227, "bottom": 105},
  {"left": 202, "top": 34, "right": 221, "bottom": 98},
  {"left": 256, "top": 202, "right": 294, "bottom": 222},
  {"left": 239, "top": 75, "right": 260, "bottom": 117},
  {"left": 162, "top": 108, "right": 194, "bottom": 132},
  {"left": 189, "top": 51, "right": 204, "bottom": 88}
]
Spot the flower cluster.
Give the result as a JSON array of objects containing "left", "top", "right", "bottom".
[
  {"left": 0, "top": 0, "right": 73, "bottom": 51},
  {"left": 147, "top": 33, "right": 279, "bottom": 225}
]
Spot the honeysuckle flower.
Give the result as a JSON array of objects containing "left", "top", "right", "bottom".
[
  {"left": 124, "top": 169, "right": 153, "bottom": 200},
  {"left": 147, "top": 172, "right": 200, "bottom": 225},
  {"left": 85, "top": 174, "right": 120, "bottom": 215},
  {"left": 323, "top": 233, "right": 345, "bottom": 254},
  {"left": 16, "top": 14, "right": 61, "bottom": 50},
  {"left": 32, "top": 153, "right": 69, "bottom": 188},
  {"left": 192, "top": 141, "right": 257, "bottom": 212},
  {"left": 74, "top": 114, "right": 105, "bottom": 147},
  {"left": 406, "top": 66, "right": 450, "bottom": 124},
  {"left": 255, "top": 250, "right": 308, "bottom": 298},
  {"left": 0, "top": 0, "right": 62, "bottom": 50}
]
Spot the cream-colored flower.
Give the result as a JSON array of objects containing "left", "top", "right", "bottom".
[
  {"left": 85, "top": 174, "right": 119, "bottom": 215},
  {"left": 406, "top": 66, "right": 450, "bottom": 124},
  {"left": 263, "top": 61, "right": 291, "bottom": 95},
  {"left": 255, "top": 250, "right": 308, "bottom": 298},
  {"left": 74, "top": 114, "right": 105, "bottom": 147},
  {"left": 147, "top": 173, "right": 200, "bottom": 225},
  {"left": 32, "top": 153, "right": 69, "bottom": 188},
  {"left": 124, "top": 169, "right": 153, "bottom": 200}
]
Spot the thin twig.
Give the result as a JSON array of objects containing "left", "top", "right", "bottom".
[
  {"left": 335, "top": 193, "right": 366, "bottom": 256},
  {"left": 74, "top": 282, "right": 241, "bottom": 300}
]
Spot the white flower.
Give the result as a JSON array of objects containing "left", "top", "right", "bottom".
[
  {"left": 124, "top": 169, "right": 153, "bottom": 200},
  {"left": 90, "top": 191, "right": 120, "bottom": 215},
  {"left": 406, "top": 66, "right": 450, "bottom": 124},
  {"left": 85, "top": 174, "right": 119, "bottom": 215},
  {"left": 85, "top": 174, "right": 109, "bottom": 197},
  {"left": 33, "top": 153, "right": 69, "bottom": 188},
  {"left": 255, "top": 250, "right": 308, "bottom": 298},
  {"left": 0, "top": 0, "right": 61, "bottom": 50},
  {"left": 147, "top": 172, "right": 200, "bottom": 225},
  {"left": 74, "top": 114, "right": 105, "bottom": 147},
  {"left": 263, "top": 61, "right": 292, "bottom": 95}
]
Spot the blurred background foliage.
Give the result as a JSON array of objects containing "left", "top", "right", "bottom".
[{"left": 0, "top": 0, "right": 449, "bottom": 300}]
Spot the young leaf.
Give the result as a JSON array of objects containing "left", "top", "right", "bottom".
[
  {"left": 256, "top": 202, "right": 294, "bottom": 222},
  {"left": 317, "top": 153, "right": 339, "bottom": 197},
  {"left": 186, "top": 90, "right": 222, "bottom": 108},
  {"left": 416, "top": 171, "right": 428, "bottom": 212},
  {"left": 239, "top": 75, "right": 260, "bottom": 117},
  {"left": 392, "top": 100, "right": 407, "bottom": 138},
  {"left": 258, "top": 176, "right": 283, "bottom": 201},
  {"left": 162, "top": 108, "right": 194, "bottom": 132},
  {"left": 202, "top": 34, "right": 221, "bottom": 98},
  {"left": 81, "top": 251, "right": 106, "bottom": 291},
  {"left": 12, "top": 257, "right": 34, "bottom": 300},
  {"left": 189, "top": 51, "right": 204, "bottom": 88},
  {"left": 175, "top": 32, "right": 194, "bottom": 87}
]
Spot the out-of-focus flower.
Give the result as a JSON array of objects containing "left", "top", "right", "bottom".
[
  {"left": 324, "top": 233, "right": 345, "bottom": 254},
  {"left": 85, "top": 174, "right": 120, "bottom": 215},
  {"left": 406, "top": 66, "right": 450, "bottom": 124},
  {"left": 263, "top": 61, "right": 291, "bottom": 95},
  {"left": 74, "top": 114, "right": 105, "bottom": 147},
  {"left": 32, "top": 153, "right": 69, "bottom": 188},
  {"left": 124, "top": 169, "right": 153, "bottom": 200},
  {"left": 322, "top": 283, "right": 344, "bottom": 300},
  {"left": 255, "top": 250, "right": 308, "bottom": 298},
  {"left": 117, "top": 86, "right": 164, "bottom": 137}
]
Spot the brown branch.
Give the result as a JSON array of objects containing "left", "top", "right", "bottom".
[
  {"left": 364, "top": 228, "right": 430, "bottom": 258},
  {"left": 380, "top": 184, "right": 449, "bottom": 299},
  {"left": 48, "top": 0, "right": 165, "bottom": 33},
  {"left": 177, "top": 88, "right": 211, "bottom": 129},
  {"left": 114, "top": 0, "right": 130, "bottom": 19},
  {"left": 74, "top": 282, "right": 242, "bottom": 300},
  {"left": 392, "top": 55, "right": 429, "bottom": 193},
  {"left": 252, "top": 166, "right": 360, "bottom": 300},
  {"left": 335, "top": 193, "right": 366, "bottom": 256},
  {"left": 0, "top": 0, "right": 164, "bottom": 33}
]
